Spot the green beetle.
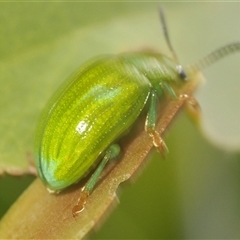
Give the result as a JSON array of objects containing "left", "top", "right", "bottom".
[
  {"left": 35, "top": 9, "right": 240, "bottom": 216},
  {"left": 35, "top": 52, "right": 183, "bottom": 189}
]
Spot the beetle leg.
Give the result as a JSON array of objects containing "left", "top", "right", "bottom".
[
  {"left": 180, "top": 94, "right": 201, "bottom": 124},
  {"left": 163, "top": 84, "right": 201, "bottom": 122},
  {"left": 145, "top": 90, "right": 168, "bottom": 155},
  {"left": 72, "top": 144, "right": 120, "bottom": 217},
  {"left": 161, "top": 81, "right": 177, "bottom": 99}
]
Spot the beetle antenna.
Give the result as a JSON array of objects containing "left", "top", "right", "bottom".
[
  {"left": 159, "top": 7, "right": 179, "bottom": 64},
  {"left": 192, "top": 42, "right": 240, "bottom": 70},
  {"left": 159, "top": 7, "right": 186, "bottom": 79}
]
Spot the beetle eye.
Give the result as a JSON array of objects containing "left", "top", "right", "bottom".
[{"left": 176, "top": 65, "right": 187, "bottom": 81}]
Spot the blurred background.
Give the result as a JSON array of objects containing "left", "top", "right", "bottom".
[{"left": 0, "top": 2, "right": 240, "bottom": 239}]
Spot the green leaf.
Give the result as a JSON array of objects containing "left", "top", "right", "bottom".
[{"left": 1, "top": 2, "right": 240, "bottom": 239}]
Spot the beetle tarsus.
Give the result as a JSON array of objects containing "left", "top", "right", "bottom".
[
  {"left": 146, "top": 128, "right": 169, "bottom": 157},
  {"left": 72, "top": 189, "right": 89, "bottom": 217}
]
